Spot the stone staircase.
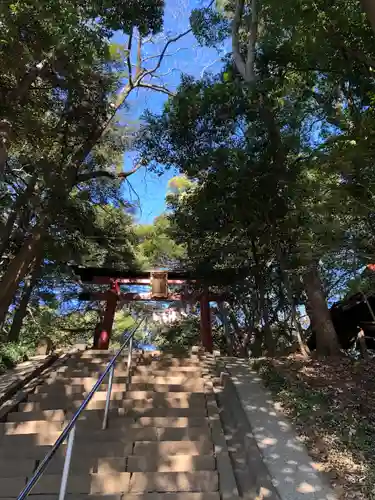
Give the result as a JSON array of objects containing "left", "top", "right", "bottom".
[{"left": 0, "top": 350, "right": 238, "bottom": 499}]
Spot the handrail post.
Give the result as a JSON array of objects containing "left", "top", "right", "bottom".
[
  {"left": 127, "top": 334, "right": 133, "bottom": 376},
  {"left": 102, "top": 364, "right": 115, "bottom": 430},
  {"left": 58, "top": 424, "right": 76, "bottom": 500}
]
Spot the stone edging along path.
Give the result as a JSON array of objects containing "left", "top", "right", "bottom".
[{"left": 217, "top": 356, "right": 338, "bottom": 500}]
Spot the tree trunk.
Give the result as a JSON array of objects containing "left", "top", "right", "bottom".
[
  {"left": 0, "top": 224, "right": 44, "bottom": 326},
  {"left": 227, "top": 308, "right": 243, "bottom": 354},
  {"left": 360, "top": 0, "right": 375, "bottom": 37},
  {"left": 250, "top": 327, "right": 263, "bottom": 357},
  {"left": 0, "top": 175, "right": 38, "bottom": 259},
  {"left": 277, "top": 248, "right": 309, "bottom": 357},
  {"left": 8, "top": 254, "right": 42, "bottom": 342},
  {"left": 217, "top": 302, "right": 234, "bottom": 355},
  {"left": 252, "top": 244, "right": 275, "bottom": 355},
  {"left": 303, "top": 262, "right": 340, "bottom": 356}
]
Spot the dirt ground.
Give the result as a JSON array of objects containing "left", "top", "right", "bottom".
[{"left": 253, "top": 354, "right": 375, "bottom": 500}]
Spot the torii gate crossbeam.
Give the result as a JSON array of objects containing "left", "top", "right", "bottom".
[{"left": 74, "top": 267, "right": 224, "bottom": 353}]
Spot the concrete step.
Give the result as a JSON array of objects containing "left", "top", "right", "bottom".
[
  {"left": 140, "top": 357, "right": 201, "bottom": 367},
  {"left": 0, "top": 420, "right": 64, "bottom": 436},
  {"left": 127, "top": 455, "right": 216, "bottom": 472},
  {"left": 133, "top": 440, "right": 213, "bottom": 456},
  {"left": 130, "top": 376, "right": 202, "bottom": 384},
  {"left": 19, "top": 396, "right": 207, "bottom": 412},
  {"left": 52, "top": 369, "right": 130, "bottom": 378},
  {"left": 28, "top": 391, "right": 206, "bottom": 405},
  {"left": 128, "top": 471, "right": 218, "bottom": 493},
  {"left": 0, "top": 422, "right": 212, "bottom": 445},
  {"left": 0, "top": 438, "right": 213, "bottom": 459},
  {"left": 128, "top": 382, "right": 205, "bottom": 392},
  {"left": 45, "top": 454, "right": 215, "bottom": 474},
  {"left": 40, "top": 380, "right": 206, "bottom": 393},
  {"left": 1, "top": 471, "right": 218, "bottom": 496},
  {"left": 73, "top": 426, "right": 211, "bottom": 443},
  {"left": 0, "top": 439, "right": 133, "bottom": 459},
  {"left": 39, "top": 376, "right": 129, "bottom": 388},
  {"left": 2, "top": 493, "right": 220, "bottom": 500},
  {"left": 71, "top": 417, "right": 210, "bottom": 433},
  {"left": 134, "top": 365, "right": 203, "bottom": 373},
  {"left": 0, "top": 458, "right": 36, "bottom": 477},
  {"left": 5, "top": 410, "right": 209, "bottom": 429},
  {"left": 6, "top": 409, "right": 66, "bottom": 422}
]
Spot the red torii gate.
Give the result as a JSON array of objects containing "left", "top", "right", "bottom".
[{"left": 74, "top": 267, "right": 224, "bottom": 353}]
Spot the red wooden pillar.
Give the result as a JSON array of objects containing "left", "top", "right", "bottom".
[
  {"left": 200, "top": 289, "right": 213, "bottom": 353},
  {"left": 95, "top": 281, "right": 119, "bottom": 350}
]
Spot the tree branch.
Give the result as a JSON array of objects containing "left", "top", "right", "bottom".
[
  {"left": 75, "top": 162, "right": 143, "bottom": 184},
  {"left": 138, "top": 81, "right": 176, "bottom": 96},
  {"left": 232, "top": 0, "right": 247, "bottom": 79},
  {"left": 246, "top": 0, "right": 258, "bottom": 81},
  {"left": 232, "top": 0, "right": 258, "bottom": 83},
  {"left": 141, "top": 47, "right": 187, "bottom": 64},
  {"left": 126, "top": 29, "right": 134, "bottom": 88},
  {"left": 141, "top": 28, "right": 192, "bottom": 80},
  {"left": 136, "top": 33, "right": 142, "bottom": 77}
]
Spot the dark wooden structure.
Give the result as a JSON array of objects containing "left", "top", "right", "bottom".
[{"left": 308, "top": 291, "right": 375, "bottom": 351}]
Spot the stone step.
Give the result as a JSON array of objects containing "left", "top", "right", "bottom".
[
  {"left": 2, "top": 493, "right": 220, "bottom": 500},
  {"left": 0, "top": 433, "right": 213, "bottom": 460},
  {"left": 71, "top": 418, "right": 210, "bottom": 433},
  {"left": 0, "top": 439, "right": 133, "bottom": 459},
  {"left": 128, "top": 471, "right": 218, "bottom": 493},
  {"left": 128, "top": 383, "right": 205, "bottom": 392},
  {"left": 133, "top": 440, "right": 213, "bottom": 456},
  {"left": 19, "top": 397, "right": 207, "bottom": 412},
  {"left": 126, "top": 455, "right": 216, "bottom": 473},
  {"left": 0, "top": 458, "right": 36, "bottom": 477},
  {"left": 2, "top": 417, "right": 210, "bottom": 436},
  {"left": 16, "top": 403, "right": 207, "bottom": 419},
  {"left": 41, "top": 380, "right": 206, "bottom": 393},
  {"left": 6, "top": 409, "right": 66, "bottom": 422},
  {"left": 54, "top": 365, "right": 202, "bottom": 376},
  {"left": 140, "top": 358, "right": 201, "bottom": 367},
  {"left": 28, "top": 391, "right": 206, "bottom": 405},
  {"left": 130, "top": 376, "right": 202, "bottom": 384},
  {"left": 1, "top": 420, "right": 64, "bottom": 436},
  {"left": 52, "top": 369, "right": 130, "bottom": 378},
  {"left": 45, "top": 454, "right": 215, "bottom": 474},
  {"left": 71, "top": 426, "right": 211, "bottom": 443},
  {"left": 0, "top": 424, "right": 212, "bottom": 447},
  {"left": 40, "top": 376, "right": 130, "bottom": 387},
  {"left": 5, "top": 410, "right": 209, "bottom": 429},
  {"left": 1, "top": 471, "right": 218, "bottom": 496},
  {"left": 134, "top": 365, "right": 203, "bottom": 373}
]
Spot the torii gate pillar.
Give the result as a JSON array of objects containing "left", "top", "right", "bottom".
[
  {"left": 200, "top": 288, "right": 213, "bottom": 353},
  {"left": 94, "top": 282, "right": 118, "bottom": 350}
]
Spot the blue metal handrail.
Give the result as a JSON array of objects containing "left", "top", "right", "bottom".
[{"left": 17, "top": 319, "right": 144, "bottom": 500}]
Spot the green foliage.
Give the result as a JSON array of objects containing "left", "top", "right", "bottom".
[
  {"left": 153, "top": 315, "right": 201, "bottom": 353},
  {"left": 136, "top": 0, "right": 375, "bottom": 356},
  {"left": 0, "top": 341, "right": 30, "bottom": 373},
  {"left": 190, "top": 6, "right": 229, "bottom": 47},
  {"left": 135, "top": 214, "right": 186, "bottom": 269}
]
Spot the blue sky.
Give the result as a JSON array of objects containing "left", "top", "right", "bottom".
[{"left": 113, "top": 0, "right": 225, "bottom": 224}]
